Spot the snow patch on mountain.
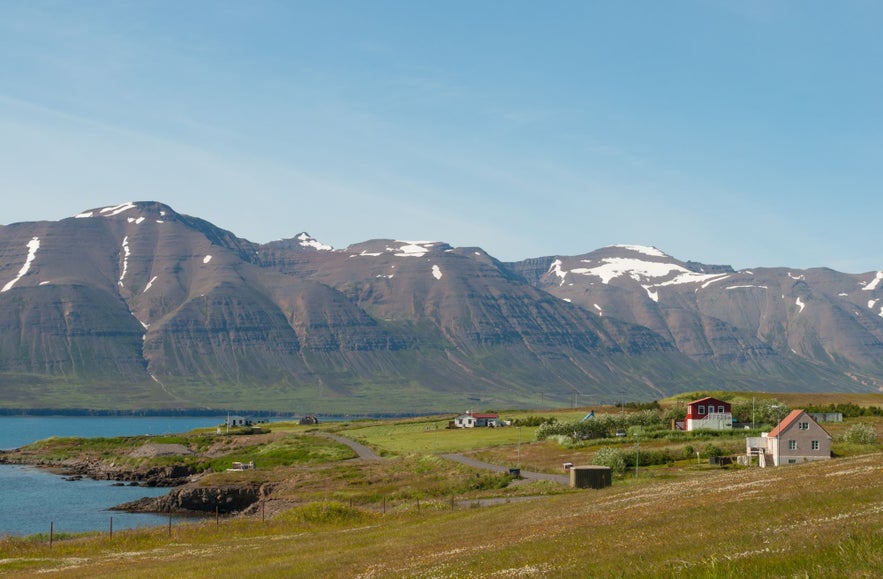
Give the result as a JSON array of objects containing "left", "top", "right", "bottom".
[
  {"left": 796, "top": 297, "right": 806, "bottom": 313},
  {"left": 644, "top": 287, "right": 659, "bottom": 302},
  {"left": 609, "top": 244, "right": 667, "bottom": 257},
  {"left": 1, "top": 237, "right": 40, "bottom": 293},
  {"left": 100, "top": 202, "right": 137, "bottom": 217},
  {"left": 143, "top": 275, "right": 158, "bottom": 293},
  {"left": 297, "top": 233, "right": 332, "bottom": 251},
  {"left": 549, "top": 259, "right": 567, "bottom": 286},
  {"left": 118, "top": 236, "right": 130, "bottom": 287},
  {"left": 432, "top": 265, "right": 443, "bottom": 280},
  {"left": 390, "top": 241, "right": 438, "bottom": 257},
  {"left": 862, "top": 271, "right": 883, "bottom": 291},
  {"left": 567, "top": 257, "right": 727, "bottom": 287},
  {"left": 203, "top": 255, "right": 212, "bottom": 264}
]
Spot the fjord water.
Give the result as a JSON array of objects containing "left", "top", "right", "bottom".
[{"left": 0, "top": 416, "right": 221, "bottom": 537}]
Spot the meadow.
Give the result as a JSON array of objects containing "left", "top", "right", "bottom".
[{"left": 1, "top": 392, "right": 881, "bottom": 577}]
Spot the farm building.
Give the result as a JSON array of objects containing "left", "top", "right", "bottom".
[
  {"left": 453, "top": 411, "right": 500, "bottom": 428},
  {"left": 684, "top": 397, "right": 733, "bottom": 431},
  {"left": 225, "top": 415, "right": 254, "bottom": 428},
  {"left": 746, "top": 409, "right": 831, "bottom": 467}
]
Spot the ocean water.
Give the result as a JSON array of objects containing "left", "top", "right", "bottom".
[{"left": 0, "top": 416, "right": 223, "bottom": 537}]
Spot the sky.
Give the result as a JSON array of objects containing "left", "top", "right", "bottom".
[{"left": 1, "top": 1, "right": 881, "bottom": 273}]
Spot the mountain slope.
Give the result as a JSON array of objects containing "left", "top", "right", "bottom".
[
  {"left": 1, "top": 204, "right": 881, "bottom": 412},
  {"left": 506, "top": 245, "right": 883, "bottom": 392}
]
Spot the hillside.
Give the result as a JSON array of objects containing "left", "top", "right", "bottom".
[{"left": 1, "top": 202, "right": 882, "bottom": 412}]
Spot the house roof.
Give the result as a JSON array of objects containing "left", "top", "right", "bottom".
[
  {"left": 688, "top": 396, "right": 728, "bottom": 406},
  {"left": 463, "top": 412, "right": 498, "bottom": 419},
  {"left": 767, "top": 409, "right": 805, "bottom": 438}
]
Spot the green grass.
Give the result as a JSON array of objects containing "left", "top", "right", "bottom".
[{"left": 2, "top": 393, "right": 881, "bottom": 576}]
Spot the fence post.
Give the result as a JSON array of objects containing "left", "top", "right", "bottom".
[
  {"left": 109, "top": 516, "right": 113, "bottom": 540},
  {"left": 49, "top": 521, "right": 53, "bottom": 549},
  {"left": 383, "top": 497, "right": 386, "bottom": 514},
  {"left": 168, "top": 513, "right": 172, "bottom": 537},
  {"left": 451, "top": 495, "right": 455, "bottom": 510},
  {"left": 216, "top": 506, "right": 219, "bottom": 526}
]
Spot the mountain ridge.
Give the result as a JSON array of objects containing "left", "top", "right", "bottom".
[{"left": 1, "top": 201, "right": 880, "bottom": 412}]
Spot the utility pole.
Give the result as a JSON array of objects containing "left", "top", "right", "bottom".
[{"left": 635, "top": 433, "right": 640, "bottom": 478}]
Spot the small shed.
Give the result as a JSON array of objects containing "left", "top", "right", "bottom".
[{"left": 570, "top": 465, "right": 612, "bottom": 489}]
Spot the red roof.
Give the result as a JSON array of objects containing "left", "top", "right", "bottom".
[
  {"left": 767, "top": 409, "right": 804, "bottom": 438},
  {"left": 467, "top": 412, "right": 498, "bottom": 419},
  {"left": 688, "top": 396, "right": 728, "bottom": 406}
]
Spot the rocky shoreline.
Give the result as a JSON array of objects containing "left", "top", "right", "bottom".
[{"left": 0, "top": 450, "right": 263, "bottom": 515}]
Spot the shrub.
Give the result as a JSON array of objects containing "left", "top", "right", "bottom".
[
  {"left": 702, "top": 443, "right": 723, "bottom": 458},
  {"left": 843, "top": 423, "right": 878, "bottom": 445},
  {"left": 592, "top": 446, "right": 625, "bottom": 475}
]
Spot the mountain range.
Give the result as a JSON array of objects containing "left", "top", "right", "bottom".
[{"left": 1, "top": 201, "right": 881, "bottom": 413}]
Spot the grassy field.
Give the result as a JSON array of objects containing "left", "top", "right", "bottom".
[{"left": 1, "top": 393, "right": 881, "bottom": 577}]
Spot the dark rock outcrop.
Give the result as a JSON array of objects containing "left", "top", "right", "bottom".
[{"left": 113, "top": 483, "right": 262, "bottom": 514}]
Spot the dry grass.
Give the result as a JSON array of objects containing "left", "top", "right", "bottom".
[{"left": 2, "top": 452, "right": 881, "bottom": 577}]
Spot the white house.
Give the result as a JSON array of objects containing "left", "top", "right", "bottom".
[{"left": 453, "top": 411, "right": 500, "bottom": 428}]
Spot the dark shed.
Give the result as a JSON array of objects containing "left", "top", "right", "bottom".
[{"left": 570, "top": 465, "right": 612, "bottom": 489}]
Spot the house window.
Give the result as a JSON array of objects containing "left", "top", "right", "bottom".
[
  {"left": 798, "top": 422, "right": 809, "bottom": 430},
  {"left": 811, "top": 440, "right": 820, "bottom": 450},
  {"left": 718, "top": 405, "right": 725, "bottom": 413},
  {"left": 788, "top": 440, "right": 797, "bottom": 450},
  {"left": 698, "top": 405, "right": 705, "bottom": 414}
]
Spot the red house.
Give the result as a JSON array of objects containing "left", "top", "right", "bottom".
[{"left": 685, "top": 397, "right": 732, "bottom": 431}]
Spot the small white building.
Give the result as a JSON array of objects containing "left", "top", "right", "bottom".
[{"left": 453, "top": 411, "right": 500, "bottom": 428}]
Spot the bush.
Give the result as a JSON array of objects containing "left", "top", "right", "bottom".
[
  {"left": 592, "top": 446, "right": 626, "bottom": 475},
  {"left": 843, "top": 423, "right": 878, "bottom": 445},
  {"left": 702, "top": 443, "right": 723, "bottom": 459}
]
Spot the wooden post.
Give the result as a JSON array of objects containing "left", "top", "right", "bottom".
[
  {"left": 451, "top": 496, "right": 455, "bottom": 510},
  {"left": 216, "top": 506, "right": 219, "bottom": 526},
  {"left": 382, "top": 497, "right": 386, "bottom": 514},
  {"left": 49, "top": 521, "right": 53, "bottom": 549},
  {"left": 417, "top": 498, "right": 420, "bottom": 513},
  {"left": 109, "top": 516, "right": 113, "bottom": 540},
  {"left": 262, "top": 501, "right": 265, "bottom": 522},
  {"left": 168, "top": 514, "right": 172, "bottom": 537}
]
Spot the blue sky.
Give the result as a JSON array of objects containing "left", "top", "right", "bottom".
[{"left": 1, "top": 1, "right": 881, "bottom": 272}]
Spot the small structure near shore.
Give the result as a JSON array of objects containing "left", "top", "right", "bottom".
[
  {"left": 227, "top": 461, "right": 255, "bottom": 472},
  {"left": 570, "top": 465, "right": 612, "bottom": 489}
]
